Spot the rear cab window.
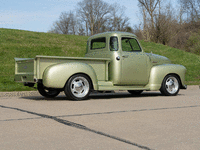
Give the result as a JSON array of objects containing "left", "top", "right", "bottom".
[{"left": 91, "top": 37, "right": 106, "bottom": 50}]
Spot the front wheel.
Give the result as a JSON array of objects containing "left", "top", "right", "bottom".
[
  {"left": 160, "top": 75, "right": 180, "bottom": 96},
  {"left": 64, "top": 74, "right": 91, "bottom": 100},
  {"left": 37, "top": 83, "right": 60, "bottom": 98}
]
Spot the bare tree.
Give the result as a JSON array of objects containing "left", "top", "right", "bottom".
[
  {"left": 49, "top": 0, "right": 131, "bottom": 35},
  {"left": 153, "top": 2, "right": 178, "bottom": 44},
  {"left": 179, "top": 0, "right": 200, "bottom": 22},
  {"left": 77, "top": 25, "right": 85, "bottom": 36},
  {"left": 137, "top": 5, "right": 152, "bottom": 41},
  {"left": 106, "top": 3, "right": 130, "bottom": 32},
  {"left": 49, "top": 11, "right": 78, "bottom": 35},
  {"left": 136, "top": 1, "right": 181, "bottom": 45},
  {"left": 134, "top": 0, "right": 200, "bottom": 55},
  {"left": 138, "top": 0, "right": 161, "bottom": 28},
  {"left": 77, "top": 0, "right": 111, "bottom": 35},
  {"left": 137, "top": 0, "right": 161, "bottom": 42}
]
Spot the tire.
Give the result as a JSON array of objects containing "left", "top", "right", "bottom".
[
  {"left": 37, "top": 83, "right": 60, "bottom": 98},
  {"left": 64, "top": 74, "right": 91, "bottom": 100},
  {"left": 160, "top": 75, "right": 180, "bottom": 96},
  {"left": 128, "top": 90, "right": 143, "bottom": 95}
]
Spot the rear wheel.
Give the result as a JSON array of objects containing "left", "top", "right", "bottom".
[
  {"left": 37, "top": 83, "right": 60, "bottom": 98},
  {"left": 64, "top": 74, "right": 91, "bottom": 100},
  {"left": 160, "top": 75, "right": 180, "bottom": 96},
  {"left": 128, "top": 90, "right": 143, "bottom": 95}
]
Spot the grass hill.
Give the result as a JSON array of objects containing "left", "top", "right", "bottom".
[{"left": 0, "top": 28, "right": 199, "bottom": 91}]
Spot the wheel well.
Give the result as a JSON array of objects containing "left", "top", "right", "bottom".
[{"left": 65, "top": 73, "right": 94, "bottom": 90}]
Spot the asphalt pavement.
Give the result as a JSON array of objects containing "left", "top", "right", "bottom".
[{"left": 1, "top": 86, "right": 200, "bottom": 150}]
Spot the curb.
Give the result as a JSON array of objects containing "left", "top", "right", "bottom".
[{"left": 0, "top": 91, "right": 40, "bottom": 98}]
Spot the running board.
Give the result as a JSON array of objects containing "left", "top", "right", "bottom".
[{"left": 97, "top": 81, "right": 149, "bottom": 91}]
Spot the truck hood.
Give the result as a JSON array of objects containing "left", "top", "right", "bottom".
[{"left": 146, "top": 53, "right": 171, "bottom": 65}]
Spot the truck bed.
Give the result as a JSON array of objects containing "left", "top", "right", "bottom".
[{"left": 15, "top": 55, "right": 111, "bottom": 83}]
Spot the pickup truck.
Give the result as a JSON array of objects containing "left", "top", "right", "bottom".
[{"left": 15, "top": 31, "right": 187, "bottom": 100}]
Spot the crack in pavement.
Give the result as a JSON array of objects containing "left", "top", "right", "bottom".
[
  {"left": 0, "top": 105, "right": 153, "bottom": 150},
  {"left": 1, "top": 105, "right": 200, "bottom": 122},
  {"left": 57, "top": 105, "right": 200, "bottom": 118}
]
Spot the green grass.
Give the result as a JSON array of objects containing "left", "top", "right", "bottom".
[
  {"left": 0, "top": 28, "right": 88, "bottom": 91},
  {"left": 0, "top": 28, "right": 199, "bottom": 91}
]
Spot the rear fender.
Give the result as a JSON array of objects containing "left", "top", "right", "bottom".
[
  {"left": 148, "top": 64, "right": 186, "bottom": 90},
  {"left": 42, "top": 62, "right": 98, "bottom": 89}
]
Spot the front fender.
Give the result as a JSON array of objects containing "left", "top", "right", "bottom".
[
  {"left": 42, "top": 62, "right": 98, "bottom": 89},
  {"left": 148, "top": 64, "right": 186, "bottom": 90}
]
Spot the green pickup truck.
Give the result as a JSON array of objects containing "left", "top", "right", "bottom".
[{"left": 15, "top": 31, "right": 187, "bottom": 100}]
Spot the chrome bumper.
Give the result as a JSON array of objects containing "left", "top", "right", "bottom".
[{"left": 181, "top": 84, "right": 187, "bottom": 89}]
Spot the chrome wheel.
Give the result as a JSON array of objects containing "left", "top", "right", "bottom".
[
  {"left": 64, "top": 74, "right": 91, "bottom": 100},
  {"left": 160, "top": 75, "right": 180, "bottom": 96},
  {"left": 70, "top": 76, "right": 90, "bottom": 98},
  {"left": 165, "top": 77, "right": 179, "bottom": 94}
]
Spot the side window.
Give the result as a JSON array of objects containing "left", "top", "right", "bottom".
[
  {"left": 121, "top": 37, "right": 141, "bottom": 52},
  {"left": 91, "top": 37, "right": 106, "bottom": 50},
  {"left": 110, "top": 37, "right": 118, "bottom": 51}
]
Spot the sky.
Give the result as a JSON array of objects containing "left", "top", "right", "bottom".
[{"left": 0, "top": 0, "right": 141, "bottom": 33}]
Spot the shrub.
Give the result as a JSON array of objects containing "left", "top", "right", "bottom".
[{"left": 185, "top": 30, "right": 200, "bottom": 55}]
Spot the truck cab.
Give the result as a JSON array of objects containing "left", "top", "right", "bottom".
[{"left": 86, "top": 32, "right": 151, "bottom": 86}]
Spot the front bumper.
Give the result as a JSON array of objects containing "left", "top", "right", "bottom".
[{"left": 181, "top": 84, "right": 187, "bottom": 89}]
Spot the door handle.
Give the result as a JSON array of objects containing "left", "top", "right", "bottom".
[
  {"left": 122, "top": 55, "right": 129, "bottom": 58},
  {"left": 116, "top": 56, "right": 120, "bottom": 61}
]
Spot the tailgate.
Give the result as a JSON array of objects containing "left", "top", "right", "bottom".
[{"left": 14, "top": 58, "right": 35, "bottom": 83}]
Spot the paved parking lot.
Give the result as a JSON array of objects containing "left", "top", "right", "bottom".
[{"left": 1, "top": 86, "right": 200, "bottom": 150}]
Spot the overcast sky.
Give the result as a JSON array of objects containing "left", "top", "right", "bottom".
[{"left": 1, "top": 0, "right": 143, "bottom": 32}]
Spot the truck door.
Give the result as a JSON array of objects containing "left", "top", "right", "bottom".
[{"left": 120, "top": 37, "right": 149, "bottom": 85}]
